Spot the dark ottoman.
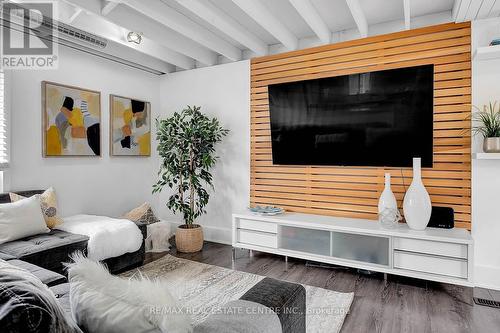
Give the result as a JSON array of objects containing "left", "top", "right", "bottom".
[{"left": 241, "top": 277, "right": 306, "bottom": 333}]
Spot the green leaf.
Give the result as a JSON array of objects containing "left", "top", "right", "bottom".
[
  {"left": 153, "top": 105, "right": 229, "bottom": 225},
  {"left": 472, "top": 101, "right": 500, "bottom": 138}
]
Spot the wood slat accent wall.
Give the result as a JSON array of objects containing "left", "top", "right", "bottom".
[{"left": 250, "top": 22, "right": 472, "bottom": 230}]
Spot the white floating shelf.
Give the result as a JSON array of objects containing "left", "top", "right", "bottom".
[
  {"left": 474, "top": 44, "right": 500, "bottom": 61},
  {"left": 473, "top": 153, "right": 500, "bottom": 160}
]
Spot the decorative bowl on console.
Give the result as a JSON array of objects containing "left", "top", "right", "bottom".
[{"left": 248, "top": 206, "right": 285, "bottom": 216}]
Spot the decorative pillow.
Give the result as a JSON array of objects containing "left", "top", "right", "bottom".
[
  {"left": 123, "top": 202, "right": 160, "bottom": 225},
  {"left": 0, "top": 195, "right": 49, "bottom": 244},
  {"left": 66, "top": 252, "right": 191, "bottom": 333},
  {"left": 10, "top": 187, "right": 63, "bottom": 229},
  {"left": 0, "top": 259, "right": 80, "bottom": 333}
]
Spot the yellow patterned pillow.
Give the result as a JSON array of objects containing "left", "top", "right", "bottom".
[
  {"left": 123, "top": 202, "right": 160, "bottom": 225},
  {"left": 9, "top": 188, "right": 63, "bottom": 229}
]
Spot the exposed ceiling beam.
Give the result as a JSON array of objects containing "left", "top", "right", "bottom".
[
  {"left": 101, "top": 1, "right": 119, "bottom": 16},
  {"left": 288, "top": 0, "right": 331, "bottom": 44},
  {"left": 121, "top": 0, "right": 242, "bottom": 61},
  {"left": 66, "top": 0, "right": 217, "bottom": 65},
  {"left": 465, "top": 0, "right": 485, "bottom": 20},
  {"left": 454, "top": 0, "right": 472, "bottom": 22},
  {"left": 61, "top": 0, "right": 195, "bottom": 69},
  {"left": 452, "top": 0, "right": 462, "bottom": 20},
  {"left": 345, "top": 0, "right": 368, "bottom": 37},
  {"left": 231, "top": 0, "right": 298, "bottom": 51},
  {"left": 476, "top": 0, "right": 496, "bottom": 19},
  {"left": 491, "top": 0, "right": 500, "bottom": 16},
  {"left": 403, "top": 0, "right": 411, "bottom": 30},
  {"left": 108, "top": 3, "right": 217, "bottom": 65},
  {"left": 173, "top": 0, "right": 268, "bottom": 56},
  {"left": 68, "top": 7, "right": 82, "bottom": 23}
]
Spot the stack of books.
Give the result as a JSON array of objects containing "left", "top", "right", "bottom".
[{"left": 490, "top": 38, "right": 500, "bottom": 46}]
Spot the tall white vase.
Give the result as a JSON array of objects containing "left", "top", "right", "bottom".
[
  {"left": 378, "top": 173, "right": 397, "bottom": 214},
  {"left": 403, "top": 158, "right": 432, "bottom": 231}
]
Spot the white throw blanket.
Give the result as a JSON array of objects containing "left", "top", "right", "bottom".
[{"left": 58, "top": 214, "right": 143, "bottom": 261}]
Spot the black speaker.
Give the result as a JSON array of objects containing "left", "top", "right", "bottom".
[{"left": 428, "top": 206, "right": 454, "bottom": 229}]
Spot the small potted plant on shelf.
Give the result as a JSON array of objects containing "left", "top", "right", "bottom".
[
  {"left": 154, "top": 106, "right": 228, "bottom": 253},
  {"left": 472, "top": 101, "right": 500, "bottom": 153}
]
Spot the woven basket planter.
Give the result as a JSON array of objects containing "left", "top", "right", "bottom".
[{"left": 175, "top": 224, "right": 203, "bottom": 253}]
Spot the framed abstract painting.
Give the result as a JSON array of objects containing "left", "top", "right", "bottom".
[
  {"left": 42, "top": 81, "right": 101, "bottom": 156},
  {"left": 110, "top": 95, "right": 151, "bottom": 156}
]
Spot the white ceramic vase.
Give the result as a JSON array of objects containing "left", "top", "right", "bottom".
[
  {"left": 378, "top": 173, "right": 397, "bottom": 214},
  {"left": 403, "top": 158, "right": 432, "bottom": 231}
]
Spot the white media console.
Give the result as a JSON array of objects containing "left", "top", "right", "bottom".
[{"left": 232, "top": 212, "right": 474, "bottom": 287}]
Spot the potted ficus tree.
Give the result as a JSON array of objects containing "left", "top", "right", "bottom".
[
  {"left": 153, "top": 106, "right": 228, "bottom": 253},
  {"left": 472, "top": 101, "right": 500, "bottom": 153}
]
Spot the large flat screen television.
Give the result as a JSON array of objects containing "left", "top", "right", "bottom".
[{"left": 268, "top": 65, "right": 434, "bottom": 167}]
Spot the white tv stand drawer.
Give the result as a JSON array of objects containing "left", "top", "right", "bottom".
[
  {"left": 393, "top": 237, "right": 467, "bottom": 259},
  {"left": 237, "top": 229, "right": 278, "bottom": 249},
  {"left": 393, "top": 251, "right": 468, "bottom": 279},
  {"left": 237, "top": 218, "right": 278, "bottom": 234},
  {"left": 232, "top": 212, "right": 474, "bottom": 287}
]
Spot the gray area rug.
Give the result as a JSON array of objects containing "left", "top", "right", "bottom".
[{"left": 122, "top": 255, "right": 353, "bottom": 333}]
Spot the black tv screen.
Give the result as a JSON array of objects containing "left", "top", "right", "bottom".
[{"left": 268, "top": 65, "right": 434, "bottom": 167}]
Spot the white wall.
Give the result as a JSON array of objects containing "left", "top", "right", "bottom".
[
  {"left": 6, "top": 45, "right": 160, "bottom": 217},
  {"left": 158, "top": 61, "right": 250, "bottom": 244},
  {"left": 472, "top": 17, "right": 500, "bottom": 290},
  {"left": 6, "top": 51, "right": 248, "bottom": 241}
]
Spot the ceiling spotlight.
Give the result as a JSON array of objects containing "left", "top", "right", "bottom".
[{"left": 127, "top": 31, "right": 142, "bottom": 44}]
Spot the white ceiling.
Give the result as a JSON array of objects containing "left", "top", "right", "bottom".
[{"left": 28, "top": 0, "right": 500, "bottom": 73}]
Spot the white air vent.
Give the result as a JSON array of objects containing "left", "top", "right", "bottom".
[
  {"left": 54, "top": 22, "right": 107, "bottom": 49},
  {"left": 4, "top": 4, "right": 107, "bottom": 49}
]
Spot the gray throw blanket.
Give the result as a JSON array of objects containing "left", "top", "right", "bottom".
[
  {"left": 193, "top": 299, "right": 282, "bottom": 333},
  {"left": 0, "top": 259, "right": 80, "bottom": 333}
]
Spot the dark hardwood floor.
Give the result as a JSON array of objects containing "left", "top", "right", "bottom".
[{"left": 145, "top": 241, "right": 500, "bottom": 333}]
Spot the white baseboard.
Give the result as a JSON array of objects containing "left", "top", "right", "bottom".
[
  {"left": 474, "top": 264, "right": 500, "bottom": 290},
  {"left": 167, "top": 221, "right": 232, "bottom": 245}
]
